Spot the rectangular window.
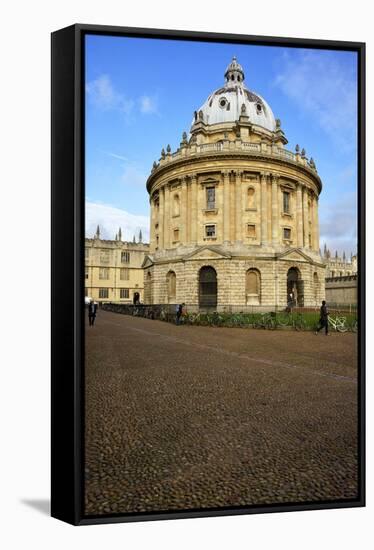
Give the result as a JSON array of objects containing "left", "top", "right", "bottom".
[
  {"left": 120, "top": 288, "right": 129, "bottom": 299},
  {"left": 121, "top": 251, "right": 130, "bottom": 263},
  {"left": 173, "top": 228, "right": 180, "bottom": 242},
  {"left": 247, "top": 224, "right": 256, "bottom": 238},
  {"left": 85, "top": 267, "right": 89, "bottom": 279},
  {"left": 283, "top": 227, "right": 291, "bottom": 240},
  {"left": 100, "top": 249, "right": 111, "bottom": 264},
  {"left": 283, "top": 191, "right": 290, "bottom": 214},
  {"left": 120, "top": 268, "right": 130, "bottom": 280},
  {"left": 206, "top": 187, "right": 216, "bottom": 209},
  {"left": 85, "top": 288, "right": 88, "bottom": 297},
  {"left": 205, "top": 224, "right": 216, "bottom": 238},
  {"left": 99, "top": 288, "right": 109, "bottom": 299},
  {"left": 85, "top": 248, "right": 89, "bottom": 259},
  {"left": 99, "top": 267, "right": 109, "bottom": 280}
]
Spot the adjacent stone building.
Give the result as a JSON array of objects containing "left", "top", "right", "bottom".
[
  {"left": 85, "top": 226, "right": 149, "bottom": 303},
  {"left": 143, "top": 57, "right": 326, "bottom": 310},
  {"left": 323, "top": 245, "right": 357, "bottom": 277}
]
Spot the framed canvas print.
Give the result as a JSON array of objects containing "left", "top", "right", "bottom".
[{"left": 51, "top": 24, "right": 365, "bottom": 525}]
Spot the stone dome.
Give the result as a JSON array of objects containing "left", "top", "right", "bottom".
[{"left": 191, "top": 57, "right": 277, "bottom": 132}]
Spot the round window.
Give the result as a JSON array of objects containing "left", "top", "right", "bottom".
[
  {"left": 256, "top": 103, "right": 262, "bottom": 114},
  {"left": 219, "top": 97, "right": 227, "bottom": 108}
]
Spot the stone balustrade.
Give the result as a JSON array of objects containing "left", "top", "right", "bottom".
[{"left": 153, "top": 141, "right": 317, "bottom": 174}]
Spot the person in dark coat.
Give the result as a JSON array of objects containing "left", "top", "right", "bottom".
[
  {"left": 176, "top": 303, "right": 184, "bottom": 325},
  {"left": 88, "top": 300, "right": 98, "bottom": 326},
  {"left": 315, "top": 300, "right": 329, "bottom": 335}
]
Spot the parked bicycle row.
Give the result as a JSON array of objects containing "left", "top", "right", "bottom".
[{"left": 101, "top": 302, "right": 357, "bottom": 332}]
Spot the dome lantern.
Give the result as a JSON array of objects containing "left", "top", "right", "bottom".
[{"left": 224, "top": 56, "right": 245, "bottom": 85}]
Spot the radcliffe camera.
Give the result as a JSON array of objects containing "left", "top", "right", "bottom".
[{"left": 81, "top": 35, "right": 360, "bottom": 519}]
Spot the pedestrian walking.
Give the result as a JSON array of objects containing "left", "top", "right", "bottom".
[
  {"left": 88, "top": 300, "right": 98, "bottom": 326},
  {"left": 176, "top": 303, "right": 185, "bottom": 325},
  {"left": 315, "top": 300, "right": 329, "bottom": 335}
]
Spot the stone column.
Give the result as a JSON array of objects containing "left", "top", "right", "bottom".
[
  {"left": 164, "top": 183, "right": 170, "bottom": 249},
  {"left": 158, "top": 186, "right": 164, "bottom": 249},
  {"left": 303, "top": 188, "right": 309, "bottom": 248},
  {"left": 314, "top": 195, "right": 320, "bottom": 253},
  {"left": 180, "top": 176, "right": 188, "bottom": 243},
  {"left": 296, "top": 183, "right": 303, "bottom": 248},
  {"left": 150, "top": 195, "right": 155, "bottom": 253},
  {"left": 271, "top": 173, "right": 279, "bottom": 246},
  {"left": 223, "top": 170, "right": 230, "bottom": 243},
  {"left": 190, "top": 173, "right": 198, "bottom": 244},
  {"left": 260, "top": 172, "right": 268, "bottom": 245},
  {"left": 235, "top": 170, "right": 242, "bottom": 242}
]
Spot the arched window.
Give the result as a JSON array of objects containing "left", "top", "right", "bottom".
[
  {"left": 166, "top": 271, "right": 176, "bottom": 302},
  {"left": 199, "top": 266, "right": 217, "bottom": 309},
  {"left": 247, "top": 187, "right": 255, "bottom": 209},
  {"left": 246, "top": 268, "right": 261, "bottom": 304},
  {"left": 173, "top": 194, "right": 180, "bottom": 216}
]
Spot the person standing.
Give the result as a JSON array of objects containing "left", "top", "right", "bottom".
[
  {"left": 176, "top": 303, "right": 184, "bottom": 325},
  {"left": 88, "top": 300, "right": 98, "bottom": 326},
  {"left": 315, "top": 300, "right": 329, "bottom": 335}
]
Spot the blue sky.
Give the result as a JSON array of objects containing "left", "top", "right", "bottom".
[{"left": 85, "top": 34, "right": 358, "bottom": 256}]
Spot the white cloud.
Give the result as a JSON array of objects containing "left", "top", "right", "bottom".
[
  {"left": 139, "top": 94, "right": 158, "bottom": 114},
  {"left": 85, "top": 201, "right": 149, "bottom": 242},
  {"left": 275, "top": 50, "right": 357, "bottom": 150},
  {"left": 86, "top": 74, "right": 125, "bottom": 111},
  {"left": 86, "top": 74, "right": 158, "bottom": 118},
  {"left": 319, "top": 192, "right": 357, "bottom": 256},
  {"left": 104, "top": 151, "right": 129, "bottom": 162}
]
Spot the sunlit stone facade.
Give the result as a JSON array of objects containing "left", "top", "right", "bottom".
[
  {"left": 143, "top": 58, "right": 326, "bottom": 309},
  {"left": 85, "top": 227, "right": 149, "bottom": 304}
]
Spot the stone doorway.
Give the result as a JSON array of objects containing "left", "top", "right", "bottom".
[
  {"left": 199, "top": 266, "right": 217, "bottom": 309},
  {"left": 287, "top": 267, "right": 304, "bottom": 307}
]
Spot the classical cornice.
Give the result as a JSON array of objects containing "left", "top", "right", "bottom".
[
  {"left": 148, "top": 248, "right": 326, "bottom": 268},
  {"left": 146, "top": 150, "right": 322, "bottom": 195}
]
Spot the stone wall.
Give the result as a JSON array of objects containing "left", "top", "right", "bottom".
[
  {"left": 144, "top": 256, "right": 325, "bottom": 309},
  {"left": 325, "top": 276, "right": 357, "bottom": 305}
]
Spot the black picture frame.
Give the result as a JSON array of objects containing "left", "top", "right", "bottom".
[{"left": 51, "top": 23, "right": 365, "bottom": 526}]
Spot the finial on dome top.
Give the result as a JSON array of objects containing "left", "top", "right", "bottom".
[{"left": 224, "top": 56, "right": 245, "bottom": 85}]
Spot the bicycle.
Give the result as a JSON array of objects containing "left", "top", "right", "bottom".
[
  {"left": 328, "top": 315, "right": 348, "bottom": 333},
  {"left": 253, "top": 312, "right": 277, "bottom": 330},
  {"left": 292, "top": 313, "right": 306, "bottom": 331}
]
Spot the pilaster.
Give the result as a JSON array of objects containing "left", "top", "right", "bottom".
[
  {"left": 303, "top": 187, "right": 309, "bottom": 248},
  {"left": 235, "top": 170, "right": 242, "bottom": 242},
  {"left": 190, "top": 173, "right": 198, "bottom": 244},
  {"left": 260, "top": 172, "right": 268, "bottom": 245},
  {"left": 296, "top": 183, "right": 303, "bottom": 248},
  {"left": 164, "top": 183, "right": 170, "bottom": 249},
  {"left": 223, "top": 170, "right": 230, "bottom": 243},
  {"left": 271, "top": 173, "right": 279, "bottom": 246}
]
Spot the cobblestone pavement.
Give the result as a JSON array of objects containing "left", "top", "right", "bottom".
[{"left": 85, "top": 310, "right": 359, "bottom": 515}]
